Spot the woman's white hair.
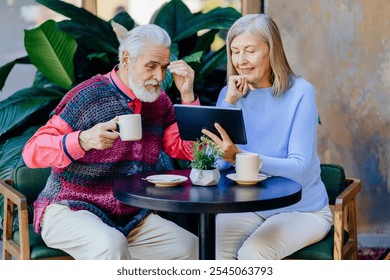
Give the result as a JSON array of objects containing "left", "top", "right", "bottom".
[{"left": 118, "top": 24, "right": 171, "bottom": 65}]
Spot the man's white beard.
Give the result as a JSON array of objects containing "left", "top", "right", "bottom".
[{"left": 128, "top": 73, "right": 161, "bottom": 103}]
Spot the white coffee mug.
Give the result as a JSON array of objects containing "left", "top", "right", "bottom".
[
  {"left": 235, "top": 152, "right": 262, "bottom": 180},
  {"left": 117, "top": 114, "right": 142, "bottom": 141}
]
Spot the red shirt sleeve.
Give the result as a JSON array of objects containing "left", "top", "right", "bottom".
[
  {"left": 22, "top": 115, "right": 85, "bottom": 168},
  {"left": 162, "top": 96, "right": 200, "bottom": 160}
]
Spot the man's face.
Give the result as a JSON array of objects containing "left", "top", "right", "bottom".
[{"left": 127, "top": 45, "right": 170, "bottom": 102}]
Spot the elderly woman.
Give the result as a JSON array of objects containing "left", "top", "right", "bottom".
[
  {"left": 202, "top": 14, "right": 332, "bottom": 260},
  {"left": 22, "top": 24, "right": 198, "bottom": 260}
]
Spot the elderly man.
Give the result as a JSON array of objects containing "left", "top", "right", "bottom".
[{"left": 22, "top": 24, "right": 198, "bottom": 260}]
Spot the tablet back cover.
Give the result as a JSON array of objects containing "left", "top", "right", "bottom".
[{"left": 174, "top": 105, "right": 247, "bottom": 144}]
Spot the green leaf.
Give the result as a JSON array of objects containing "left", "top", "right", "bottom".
[
  {"left": 36, "top": 0, "right": 116, "bottom": 45},
  {"left": 151, "top": 0, "right": 193, "bottom": 39},
  {"left": 174, "top": 7, "right": 241, "bottom": 42},
  {"left": 199, "top": 46, "right": 227, "bottom": 79},
  {"left": 190, "top": 137, "right": 222, "bottom": 170},
  {"left": 25, "top": 20, "right": 77, "bottom": 90},
  {"left": 0, "top": 57, "right": 30, "bottom": 91},
  {"left": 0, "top": 126, "right": 40, "bottom": 180},
  {"left": 58, "top": 20, "right": 118, "bottom": 54},
  {"left": 0, "top": 87, "right": 63, "bottom": 137},
  {"left": 182, "top": 51, "right": 203, "bottom": 64},
  {"left": 192, "top": 30, "right": 219, "bottom": 54},
  {"left": 111, "top": 11, "right": 135, "bottom": 31}
]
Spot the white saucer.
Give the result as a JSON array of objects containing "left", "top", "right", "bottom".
[
  {"left": 226, "top": 173, "right": 269, "bottom": 185},
  {"left": 145, "top": 174, "right": 188, "bottom": 187}
]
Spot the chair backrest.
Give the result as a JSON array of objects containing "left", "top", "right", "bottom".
[
  {"left": 12, "top": 165, "right": 51, "bottom": 203},
  {"left": 12, "top": 165, "right": 51, "bottom": 223},
  {"left": 320, "top": 163, "right": 346, "bottom": 205}
]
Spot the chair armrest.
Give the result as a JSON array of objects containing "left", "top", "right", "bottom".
[
  {"left": 0, "top": 179, "right": 27, "bottom": 209},
  {"left": 0, "top": 179, "right": 31, "bottom": 259},
  {"left": 334, "top": 178, "right": 361, "bottom": 212},
  {"left": 333, "top": 177, "right": 361, "bottom": 259}
]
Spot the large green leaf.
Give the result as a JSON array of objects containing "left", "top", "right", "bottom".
[
  {"left": 0, "top": 87, "right": 63, "bottom": 137},
  {"left": 192, "top": 30, "right": 219, "bottom": 54},
  {"left": 58, "top": 20, "right": 118, "bottom": 54},
  {"left": 199, "top": 46, "right": 227, "bottom": 79},
  {"left": 111, "top": 11, "right": 135, "bottom": 32},
  {"left": 35, "top": 0, "right": 117, "bottom": 46},
  {"left": 174, "top": 7, "right": 241, "bottom": 42},
  {"left": 25, "top": 20, "right": 77, "bottom": 90},
  {"left": 0, "top": 57, "right": 30, "bottom": 91},
  {"left": 151, "top": 0, "right": 193, "bottom": 39},
  {"left": 0, "top": 125, "right": 40, "bottom": 180}
]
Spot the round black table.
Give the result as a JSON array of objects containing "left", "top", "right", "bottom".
[{"left": 113, "top": 169, "right": 302, "bottom": 260}]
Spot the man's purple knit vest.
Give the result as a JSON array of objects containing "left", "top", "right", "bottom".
[{"left": 33, "top": 75, "right": 176, "bottom": 235}]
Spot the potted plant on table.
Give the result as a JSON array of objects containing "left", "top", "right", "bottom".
[{"left": 190, "top": 137, "right": 222, "bottom": 186}]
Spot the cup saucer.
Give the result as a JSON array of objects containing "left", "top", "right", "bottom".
[{"left": 226, "top": 173, "right": 269, "bottom": 185}]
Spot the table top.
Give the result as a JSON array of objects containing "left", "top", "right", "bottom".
[{"left": 113, "top": 169, "right": 302, "bottom": 214}]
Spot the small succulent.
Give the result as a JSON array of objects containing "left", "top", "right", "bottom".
[{"left": 190, "top": 137, "right": 222, "bottom": 170}]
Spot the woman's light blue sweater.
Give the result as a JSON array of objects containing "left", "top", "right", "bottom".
[{"left": 216, "top": 77, "right": 329, "bottom": 218}]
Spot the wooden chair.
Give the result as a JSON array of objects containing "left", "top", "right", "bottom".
[
  {"left": 0, "top": 165, "right": 73, "bottom": 260},
  {"left": 285, "top": 163, "right": 361, "bottom": 260}
]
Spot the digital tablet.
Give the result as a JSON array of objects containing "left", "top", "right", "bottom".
[{"left": 174, "top": 104, "right": 247, "bottom": 144}]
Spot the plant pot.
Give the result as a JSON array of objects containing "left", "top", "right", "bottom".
[{"left": 190, "top": 168, "right": 220, "bottom": 186}]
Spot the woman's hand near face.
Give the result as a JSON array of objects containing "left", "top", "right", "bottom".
[
  {"left": 224, "top": 75, "right": 255, "bottom": 105},
  {"left": 201, "top": 123, "right": 241, "bottom": 163}
]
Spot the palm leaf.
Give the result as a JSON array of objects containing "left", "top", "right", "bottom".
[
  {"left": 25, "top": 20, "right": 77, "bottom": 90},
  {"left": 0, "top": 87, "right": 63, "bottom": 137},
  {"left": 0, "top": 125, "right": 40, "bottom": 180},
  {"left": 174, "top": 7, "right": 241, "bottom": 42},
  {"left": 0, "top": 56, "right": 30, "bottom": 91}
]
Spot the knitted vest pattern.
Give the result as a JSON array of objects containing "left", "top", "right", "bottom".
[{"left": 33, "top": 74, "right": 177, "bottom": 235}]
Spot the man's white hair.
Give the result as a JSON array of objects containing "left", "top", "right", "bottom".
[{"left": 118, "top": 24, "right": 171, "bottom": 64}]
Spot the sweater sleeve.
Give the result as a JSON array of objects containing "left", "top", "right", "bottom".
[{"left": 22, "top": 115, "right": 85, "bottom": 168}]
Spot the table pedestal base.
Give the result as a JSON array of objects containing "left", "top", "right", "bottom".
[{"left": 199, "top": 213, "right": 216, "bottom": 260}]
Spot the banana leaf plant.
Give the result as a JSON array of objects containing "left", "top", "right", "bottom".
[{"left": 0, "top": 0, "right": 241, "bottom": 180}]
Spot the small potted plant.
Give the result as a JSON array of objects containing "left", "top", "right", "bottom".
[{"left": 190, "top": 137, "right": 222, "bottom": 186}]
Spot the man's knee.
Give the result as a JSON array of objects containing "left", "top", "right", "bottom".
[
  {"left": 172, "top": 230, "right": 198, "bottom": 260},
  {"left": 91, "top": 229, "right": 130, "bottom": 259}
]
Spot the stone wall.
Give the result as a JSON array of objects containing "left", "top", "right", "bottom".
[{"left": 266, "top": 0, "right": 390, "bottom": 243}]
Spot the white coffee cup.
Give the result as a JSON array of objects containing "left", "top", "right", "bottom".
[
  {"left": 117, "top": 114, "right": 142, "bottom": 141},
  {"left": 235, "top": 152, "right": 262, "bottom": 180}
]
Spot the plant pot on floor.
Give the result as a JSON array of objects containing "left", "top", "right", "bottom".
[{"left": 190, "top": 168, "right": 220, "bottom": 186}]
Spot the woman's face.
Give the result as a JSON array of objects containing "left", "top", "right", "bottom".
[{"left": 230, "top": 32, "right": 271, "bottom": 88}]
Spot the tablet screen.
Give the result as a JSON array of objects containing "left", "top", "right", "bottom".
[{"left": 174, "top": 104, "right": 247, "bottom": 144}]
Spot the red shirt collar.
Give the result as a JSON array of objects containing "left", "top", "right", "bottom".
[{"left": 105, "top": 66, "right": 142, "bottom": 114}]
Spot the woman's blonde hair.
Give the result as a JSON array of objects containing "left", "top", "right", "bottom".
[{"left": 226, "top": 14, "right": 295, "bottom": 96}]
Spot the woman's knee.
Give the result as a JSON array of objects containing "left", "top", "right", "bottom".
[{"left": 237, "top": 237, "right": 279, "bottom": 260}]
